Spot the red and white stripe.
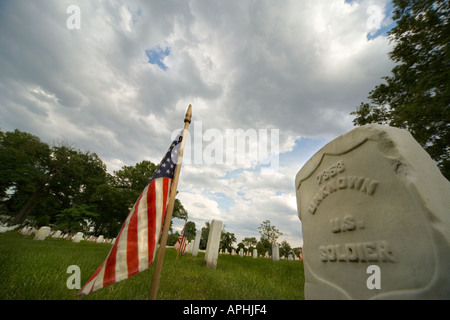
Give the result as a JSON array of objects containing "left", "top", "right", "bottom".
[
  {"left": 174, "top": 233, "right": 187, "bottom": 255},
  {"left": 79, "top": 177, "right": 171, "bottom": 295}
]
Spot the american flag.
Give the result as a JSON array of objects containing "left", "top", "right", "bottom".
[
  {"left": 174, "top": 228, "right": 187, "bottom": 255},
  {"left": 79, "top": 133, "right": 183, "bottom": 296}
]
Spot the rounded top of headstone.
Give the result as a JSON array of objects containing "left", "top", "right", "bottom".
[{"left": 295, "top": 124, "right": 448, "bottom": 220}]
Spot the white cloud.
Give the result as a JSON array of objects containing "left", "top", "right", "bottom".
[{"left": 0, "top": 0, "right": 396, "bottom": 248}]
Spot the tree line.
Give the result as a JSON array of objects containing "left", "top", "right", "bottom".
[{"left": 0, "top": 129, "right": 187, "bottom": 237}]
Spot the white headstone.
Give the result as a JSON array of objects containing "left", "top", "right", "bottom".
[
  {"left": 272, "top": 243, "right": 279, "bottom": 262},
  {"left": 187, "top": 240, "right": 194, "bottom": 254},
  {"left": 21, "top": 226, "right": 30, "bottom": 235},
  {"left": 52, "top": 230, "right": 62, "bottom": 238},
  {"left": 296, "top": 124, "right": 450, "bottom": 299},
  {"left": 96, "top": 235, "right": 104, "bottom": 243},
  {"left": 34, "top": 226, "right": 51, "bottom": 241},
  {"left": 239, "top": 248, "right": 244, "bottom": 257},
  {"left": 192, "top": 230, "right": 202, "bottom": 257},
  {"left": 72, "top": 232, "right": 84, "bottom": 243},
  {"left": 253, "top": 249, "right": 257, "bottom": 259},
  {"left": 204, "top": 219, "right": 222, "bottom": 269}
]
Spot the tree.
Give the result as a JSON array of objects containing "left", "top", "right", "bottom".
[
  {"left": 256, "top": 241, "right": 267, "bottom": 257},
  {"left": 351, "top": 0, "right": 450, "bottom": 179},
  {"left": 257, "top": 238, "right": 272, "bottom": 256},
  {"left": 258, "top": 220, "right": 283, "bottom": 244},
  {"left": 113, "top": 160, "right": 157, "bottom": 193},
  {"left": 167, "top": 231, "right": 180, "bottom": 246},
  {"left": 236, "top": 242, "right": 246, "bottom": 253},
  {"left": 242, "top": 237, "right": 258, "bottom": 250},
  {"left": 0, "top": 129, "right": 51, "bottom": 224},
  {"left": 0, "top": 130, "right": 108, "bottom": 225},
  {"left": 280, "top": 240, "right": 292, "bottom": 258},
  {"left": 184, "top": 221, "right": 196, "bottom": 241},
  {"left": 200, "top": 221, "right": 210, "bottom": 250},
  {"left": 0, "top": 129, "right": 191, "bottom": 237},
  {"left": 220, "top": 230, "right": 237, "bottom": 253},
  {"left": 55, "top": 204, "right": 99, "bottom": 233}
]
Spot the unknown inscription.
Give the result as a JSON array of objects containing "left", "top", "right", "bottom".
[{"left": 309, "top": 160, "right": 379, "bottom": 214}]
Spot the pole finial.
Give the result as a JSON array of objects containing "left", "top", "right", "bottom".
[{"left": 184, "top": 104, "right": 192, "bottom": 124}]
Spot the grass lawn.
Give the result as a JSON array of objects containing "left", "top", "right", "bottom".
[{"left": 0, "top": 231, "right": 304, "bottom": 300}]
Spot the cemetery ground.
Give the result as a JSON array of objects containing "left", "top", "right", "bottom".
[{"left": 0, "top": 231, "right": 305, "bottom": 300}]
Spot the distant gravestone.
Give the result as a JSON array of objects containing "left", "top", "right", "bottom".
[
  {"left": 21, "top": 226, "right": 30, "bottom": 236},
  {"left": 204, "top": 219, "right": 222, "bottom": 269},
  {"left": 272, "top": 243, "right": 279, "bottom": 262},
  {"left": 192, "top": 230, "right": 201, "bottom": 257},
  {"left": 253, "top": 249, "right": 257, "bottom": 259},
  {"left": 34, "top": 226, "right": 51, "bottom": 241},
  {"left": 96, "top": 235, "right": 104, "bottom": 243},
  {"left": 52, "top": 230, "right": 62, "bottom": 238},
  {"left": 239, "top": 248, "right": 244, "bottom": 257},
  {"left": 295, "top": 124, "right": 450, "bottom": 299},
  {"left": 72, "top": 232, "right": 84, "bottom": 243},
  {"left": 187, "top": 240, "right": 193, "bottom": 254}
]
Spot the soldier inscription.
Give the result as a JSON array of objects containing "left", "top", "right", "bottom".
[{"left": 295, "top": 124, "right": 450, "bottom": 299}]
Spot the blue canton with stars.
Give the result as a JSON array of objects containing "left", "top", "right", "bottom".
[{"left": 149, "top": 132, "right": 183, "bottom": 182}]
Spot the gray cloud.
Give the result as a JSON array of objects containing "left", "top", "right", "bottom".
[{"left": 0, "top": 0, "right": 395, "bottom": 247}]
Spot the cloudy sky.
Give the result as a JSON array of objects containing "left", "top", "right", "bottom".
[{"left": 0, "top": 0, "right": 396, "bottom": 248}]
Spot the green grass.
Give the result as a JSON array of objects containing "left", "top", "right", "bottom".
[{"left": 0, "top": 231, "right": 304, "bottom": 300}]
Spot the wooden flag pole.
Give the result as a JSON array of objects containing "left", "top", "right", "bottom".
[{"left": 149, "top": 104, "right": 191, "bottom": 300}]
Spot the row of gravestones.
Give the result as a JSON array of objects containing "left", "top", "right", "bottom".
[
  {"left": 0, "top": 223, "right": 20, "bottom": 233},
  {"left": 218, "top": 246, "right": 301, "bottom": 261},
  {"left": 18, "top": 226, "right": 116, "bottom": 245},
  {"left": 198, "top": 219, "right": 305, "bottom": 269}
]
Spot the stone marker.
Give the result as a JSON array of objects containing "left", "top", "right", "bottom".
[
  {"left": 21, "top": 226, "right": 30, "bottom": 236},
  {"left": 295, "top": 124, "right": 450, "bottom": 299},
  {"left": 204, "top": 219, "right": 222, "bottom": 269},
  {"left": 34, "top": 226, "right": 51, "bottom": 241},
  {"left": 187, "top": 240, "right": 193, "bottom": 254},
  {"left": 192, "top": 230, "right": 202, "bottom": 257},
  {"left": 272, "top": 243, "right": 279, "bottom": 262},
  {"left": 96, "top": 235, "right": 104, "bottom": 243},
  {"left": 253, "top": 249, "right": 257, "bottom": 259},
  {"left": 72, "top": 232, "right": 84, "bottom": 243},
  {"left": 239, "top": 248, "right": 244, "bottom": 257},
  {"left": 52, "top": 230, "right": 62, "bottom": 238}
]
